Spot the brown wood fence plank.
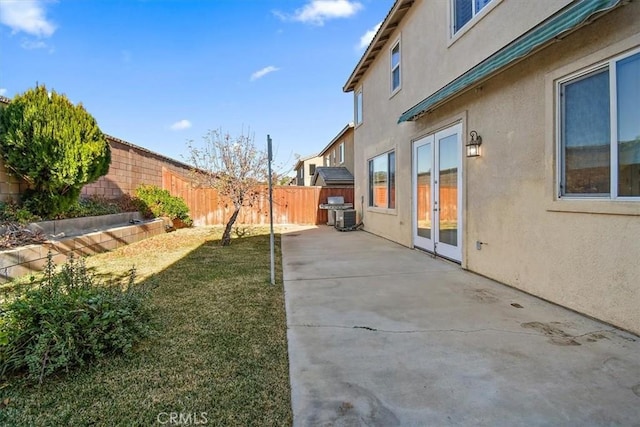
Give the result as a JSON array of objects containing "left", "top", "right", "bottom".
[{"left": 161, "top": 170, "right": 354, "bottom": 226}]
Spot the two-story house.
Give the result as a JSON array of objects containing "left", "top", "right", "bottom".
[
  {"left": 293, "top": 154, "right": 323, "bottom": 186},
  {"left": 312, "top": 123, "right": 355, "bottom": 186},
  {"left": 344, "top": 0, "right": 639, "bottom": 334}
]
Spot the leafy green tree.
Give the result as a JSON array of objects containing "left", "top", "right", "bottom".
[{"left": 0, "top": 85, "right": 110, "bottom": 216}]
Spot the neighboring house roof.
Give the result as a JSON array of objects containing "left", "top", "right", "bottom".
[
  {"left": 318, "top": 123, "right": 354, "bottom": 157},
  {"left": 311, "top": 167, "right": 354, "bottom": 186},
  {"left": 343, "top": 0, "right": 415, "bottom": 92},
  {"left": 397, "top": 0, "right": 624, "bottom": 122}
]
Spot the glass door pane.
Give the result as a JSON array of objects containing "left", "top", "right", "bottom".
[
  {"left": 416, "top": 143, "right": 432, "bottom": 239},
  {"left": 438, "top": 134, "right": 458, "bottom": 247}
]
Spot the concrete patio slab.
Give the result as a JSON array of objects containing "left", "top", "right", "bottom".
[{"left": 283, "top": 227, "right": 640, "bottom": 426}]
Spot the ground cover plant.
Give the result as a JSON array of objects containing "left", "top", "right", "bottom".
[
  {"left": 0, "top": 227, "right": 291, "bottom": 426},
  {"left": 0, "top": 255, "right": 151, "bottom": 384}
]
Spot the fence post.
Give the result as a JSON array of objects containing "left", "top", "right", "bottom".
[{"left": 268, "top": 135, "right": 275, "bottom": 286}]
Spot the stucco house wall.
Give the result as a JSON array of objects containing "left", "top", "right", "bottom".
[
  {"left": 319, "top": 124, "right": 355, "bottom": 174},
  {"left": 294, "top": 155, "right": 323, "bottom": 186},
  {"left": 348, "top": 0, "right": 640, "bottom": 334}
]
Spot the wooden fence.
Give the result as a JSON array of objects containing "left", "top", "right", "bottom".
[{"left": 162, "top": 169, "right": 354, "bottom": 226}]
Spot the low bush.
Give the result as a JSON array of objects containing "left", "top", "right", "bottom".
[
  {"left": 0, "top": 254, "right": 154, "bottom": 384},
  {"left": 0, "top": 195, "right": 145, "bottom": 224},
  {"left": 0, "top": 200, "right": 41, "bottom": 224},
  {"left": 57, "top": 196, "right": 122, "bottom": 219},
  {"left": 135, "top": 185, "right": 193, "bottom": 226}
]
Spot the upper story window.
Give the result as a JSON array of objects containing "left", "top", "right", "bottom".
[
  {"left": 453, "top": 0, "right": 493, "bottom": 34},
  {"left": 558, "top": 49, "right": 640, "bottom": 199},
  {"left": 339, "top": 142, "right": 345, "bottom": 164},
  {"left": 368, "top": 151, "right": 396, "bottom": 209},
  {"left": 325, "top": 155, "right": 331, "bottom": 166},
  {"left": 355, "top": 88, "right": 363, "bottom": 125},
  {"left": 308, "top": 164, "right": 316, "bottom": 177},
  {"left": 391, "top": 40, "right": 401, "bottom": 94}
]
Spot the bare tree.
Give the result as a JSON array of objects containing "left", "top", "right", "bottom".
[{"left": 186, "top": 129, "right": 269, "bottom": 246}]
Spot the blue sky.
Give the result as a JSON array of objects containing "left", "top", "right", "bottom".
[{"left": 0, "top": 0, "right": 393, "bottom": 172}]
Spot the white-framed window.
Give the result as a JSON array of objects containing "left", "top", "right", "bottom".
[
  {"left": 368, "top": 151, "right": 396, "bottom": 209},
  {"left": 558, "top": 49, "right": 640, "bottom": 199},
  {"left": 332, "top": 149, "right": 336, "bottom": 164},
  {"left": 453, "top": 0, "right": 493, "bottom": 34},
  {"left": 325, "top": 155, "right": 330, "bottom": 166},
  {"left": 308, "top": 164, "right": 316, "bottom": 177},
  {"left": 391, "top": 40, "right": 401, "bottom": 94},
  {"left": 355, "top": 87, "right": 363, "bottom": 126},
  {"left": 339, "top": 142, "right": 345, "bottom": 164}
]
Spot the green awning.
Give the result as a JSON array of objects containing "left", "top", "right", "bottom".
[{"left": 398, "top": 0, "right": 622, "bottom": 123}]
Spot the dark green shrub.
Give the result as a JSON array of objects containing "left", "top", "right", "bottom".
[
  {"left": 0, "top": 85, "right": 111, "bottom": 217},
  {"left": 0, "top": 254, "right": 153, "bottom": 384},
  {"left": 57, "top": 196, "right": 122, "bottom": 219},
  {"left": 135, "top": 185, "right": 193, "bottom": 226},
  {"left": 0, "top": 200, "right": 41, "bottom": 224}
]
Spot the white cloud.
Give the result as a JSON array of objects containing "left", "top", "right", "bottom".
[
  {"left": 250, "top": 66, "right": 280, "bottom": 82},
  {"left": 0, "top": 88, "right": 7, "bottom": 96},
  {"left": 170, "top": 120, "right": 192, "bottom": 131},
  {"left": 276, "top": 0, "right": 363, "bottom": 26},
  {"left": 0, "top": 0, "right": 56, "bottom": 37},
  {"left": 358, "top": 21, "right": 382, "bottom": 50},
  {"left": 20, "top": 39, "right": 47, "bottom": 50}
]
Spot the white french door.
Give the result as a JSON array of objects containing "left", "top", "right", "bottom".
[{"left": 412, "top": 123, "right": 462, "bottom": 262}]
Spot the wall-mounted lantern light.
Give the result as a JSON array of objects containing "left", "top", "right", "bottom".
[{"left": 466, "top": 131, "right": 482, "bottom": 157}]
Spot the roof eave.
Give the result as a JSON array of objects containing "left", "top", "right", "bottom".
[
  {"left": 343, "top": 0, "right": 415, "bottom": 93},
  {"left": 318, "top": 123, "right": 355, "bottom": 157}
]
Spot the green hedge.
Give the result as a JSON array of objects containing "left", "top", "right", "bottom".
[{"left": 135, "top": 185, "right": 193, "bottom": 226}]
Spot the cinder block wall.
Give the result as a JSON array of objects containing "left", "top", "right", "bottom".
[
  {"left": 0, "top": 162, "right": 29, "bottom": 203},
  {"left": 0, "top": 218, "right": 169, "bottom": 282},
  {"left": 81, "top": 136, "right": 193, "bottom": 199}
]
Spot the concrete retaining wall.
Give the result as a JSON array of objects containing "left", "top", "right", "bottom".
[
  {"left": 0, "top": 217, "right": 170, "bottom": 282},
  {"left": 27, "top": 212, "right": 143, "bottom": 237}
]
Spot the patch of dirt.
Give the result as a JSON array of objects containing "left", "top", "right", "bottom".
[
  {"left": 0, "top": 222, "right": 47, "bottom": 249},
  {"left": 521, "top": 321, "right": 581, "bottom": 346},
  {"left": 464, "top": 288, "right": 499, "bottom": 303},
  {"left": 585, "top": 333, "right": 608, "bottom": 343}
]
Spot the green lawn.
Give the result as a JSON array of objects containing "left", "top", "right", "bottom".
[{"left": 0, "top": 227, "right": 292, "bottom": 426}]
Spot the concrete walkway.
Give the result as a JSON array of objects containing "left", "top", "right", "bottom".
[{"left": 282, "top": 227, "right": 640, "bottom": 426}]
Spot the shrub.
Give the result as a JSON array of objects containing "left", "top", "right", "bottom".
[
  {"left": 112, "top": 194, "right": 145, "bottom": 213},
  {"left": 0, "top": 254, "right": 153, "bottom": 384},
  {"left": 0, "top": 200, "right": 41, "bottom": 224},
  {"left": 0, "top": 85, "right": 111, "bottom": 217},
  {"left": 135, "top": 185, "right": 192, "bottom": 226},
  {"left": 57, "top": 196, "right": 122, "bottom": 219}
]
